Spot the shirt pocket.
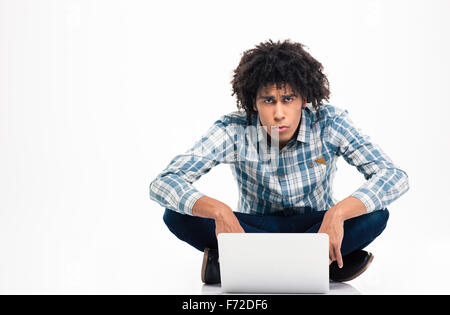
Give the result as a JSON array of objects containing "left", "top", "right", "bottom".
[
  {"left": 310, "top": 157, "right": 327, "bottom": 180},
  {"left": 297, "top": 154, "right": 329, "bottom": 192}
]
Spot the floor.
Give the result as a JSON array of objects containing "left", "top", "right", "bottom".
[
  {"left": 201, "top": 282, "right": 362, "bottom": 295},
  {"left": 148, "top": 232, "right": 450, "bottom": 295},
  {"left": 2, "top": 210, "right": 450, "bottom": 294}
]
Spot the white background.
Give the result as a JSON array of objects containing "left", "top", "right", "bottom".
[{"left": 1, "top": 0, "right": 449, "bottom": 294}]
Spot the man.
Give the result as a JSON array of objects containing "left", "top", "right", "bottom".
[{"left": 149, "top": 39, "right": 409, "bottom": 284}]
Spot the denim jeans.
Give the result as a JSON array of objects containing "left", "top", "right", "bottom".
[{"left": 162, "top": 206, "right": 389, "bottom": 257}]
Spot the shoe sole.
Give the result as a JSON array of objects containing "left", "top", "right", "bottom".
[
  {"left": 334, "top": 253, "right": 374, "bottom": 282},
  {"left": 201, "top": 248, "right": 209, "bottom": 284}
]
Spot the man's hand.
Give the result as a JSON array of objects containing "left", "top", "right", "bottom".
[
  {"left": 214, "top": 207, "right": 245, "bottom": 237},
  {"left": 318, "top": 207, "right": 344, "bottom": 268},
  {"left": 192, "top": 196, "right": 245, "bottom": 237},
  {"left": 317, "top": 196, "right": 367, "bottom": 267}
]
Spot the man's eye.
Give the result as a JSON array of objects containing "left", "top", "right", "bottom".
[
  {"left": 264, "top": 99, "right": 273, "bottom": 103},
  {"left": 284, "top": 97, "right": 293, "bottom": 102}
]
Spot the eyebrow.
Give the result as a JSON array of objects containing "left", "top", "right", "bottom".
[{"left": 257, "top": 93, "right": 297, "bottom": 99}]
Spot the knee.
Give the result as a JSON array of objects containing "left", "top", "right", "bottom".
[
  {"left": 371, "top": 208, "right": 390, "bottom": 234},
  {"left": 162, "top": 208, "right": 185, "bottom": 233},
  {"left": 377, "top": 208, "right": 389, "bottom": 225},
  {"left": 162, "top": 208, "right": 172, "bottom": 227}
]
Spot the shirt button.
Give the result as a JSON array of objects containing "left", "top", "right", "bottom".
[
  {"left": 280, "top": 173, "right": 285, "bottom": 178},
  {"left": 308, "top": 163, "right": 313, "bottom": 167},
  {"left": 285, "top": 196, "right": 289, "bottom": 201}
]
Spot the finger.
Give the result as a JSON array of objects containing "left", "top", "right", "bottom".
[
  {"left": 335, "top": 246, "right": 343, "bottom": 268},
  {"left": 329, "top": 247, "right": 336, "bottom": 263}
]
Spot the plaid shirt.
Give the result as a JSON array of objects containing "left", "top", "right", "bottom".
[{"left": 149, "top": 103, "right": 409, "bottom": 216}]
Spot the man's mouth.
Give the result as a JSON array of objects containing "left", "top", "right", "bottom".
[{"left": 274, "top": 126, "right": 289, "bottom": 133}]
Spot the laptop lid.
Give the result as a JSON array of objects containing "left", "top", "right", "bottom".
[{"left": 217, "top": 233, "right": 329, "bottom": 294}]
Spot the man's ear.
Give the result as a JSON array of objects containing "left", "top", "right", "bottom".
[{"left": 302, "top": 98, "right": 308, "bottom": 109}]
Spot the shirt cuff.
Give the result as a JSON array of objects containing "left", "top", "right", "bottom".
[
  {"left": 178, "top": 187, "right": 206, "bottom": 216},
  {"left": 350, "top": 188, "right": 383, "bottom": 213}
]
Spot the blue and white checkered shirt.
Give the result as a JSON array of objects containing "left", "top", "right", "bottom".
[{"left": 149, "top": 103, "right": 409, "bottom": 216}]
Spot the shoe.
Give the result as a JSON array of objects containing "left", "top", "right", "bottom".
[
  {"left": 329, "top": 250, "right": 374, "bottom": 282},
  {"left": 201, "top": 248, "right": 221, "bottom": 284}
]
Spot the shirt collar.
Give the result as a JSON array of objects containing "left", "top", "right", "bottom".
[{"left": 297, "top": 105, "right": 312, "bottom": 144}]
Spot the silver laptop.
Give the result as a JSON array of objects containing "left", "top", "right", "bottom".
[{"left": 217, "top": 233, "right": 329, "bottom": 294}]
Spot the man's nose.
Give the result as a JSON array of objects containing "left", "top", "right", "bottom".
[{"left": 274, "top": 102, "right": 285, "bottom": 120}]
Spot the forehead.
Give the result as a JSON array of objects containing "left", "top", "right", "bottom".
[{"left": 257, "top": 82, "right": 296, "bottom": 96}]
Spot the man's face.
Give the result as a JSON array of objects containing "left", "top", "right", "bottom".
[{"left": 253, "top": 83, "right": 306, "bottom": 150}]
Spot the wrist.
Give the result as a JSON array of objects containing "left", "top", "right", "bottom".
[
  {"left": 192, "top": 196, "right": 233, "bottom": 220},
  {"left": 213, "top": 206, "right": 233, "bottom": 221},
  {"left": 330, "top": 196, "right": 367, "bottom": 221},
  {"left": 326, "top": 206, "right": 345, "bottom": 223}
]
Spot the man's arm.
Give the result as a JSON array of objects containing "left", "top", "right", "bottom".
[
  {"left": 319, "top": 107, "right": 410, "bottom": 267},
  {"left": 328, "top": 108, "right": 410, "bottom": 213},
  {"left": 149, "top": 114, "right": 238, "bottom": 216}
]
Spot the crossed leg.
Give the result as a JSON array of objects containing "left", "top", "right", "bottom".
[{"left": 162, "top": 208, "right": 389, "bottom": 256}]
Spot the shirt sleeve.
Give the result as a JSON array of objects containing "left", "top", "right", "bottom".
[
  {"left": 149, "top": 115, "right": 237, "bottom": 215},
  {"left": 327, "top": 108, "right": 410, "bottom": 213}
]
